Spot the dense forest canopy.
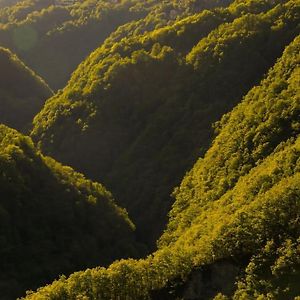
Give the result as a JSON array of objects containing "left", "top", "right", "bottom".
[
  {"left": 0, "top": 0, "right": 299, "bottom": 299},
  {"left": 31, "top": 0, "right": 300, "bottom": 246},
  {"left": 0, "top": 125, "right": 139, "bottom": 299},
  {"left": 24, "top": 31, "right": 300, "bottom": 300}
]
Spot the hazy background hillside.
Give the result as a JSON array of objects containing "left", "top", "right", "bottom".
[
  {"left": 0, "top": 0, "right": 231, "bottom": 90},
  {"left": 0, "top": 0, "right": 19, "bottom": 8}
]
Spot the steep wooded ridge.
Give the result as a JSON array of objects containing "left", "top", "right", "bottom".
[
  {"left": 0, "top": 0, "right": 229, "bottom": 89},
  {"left": 0, "top": 47, "right": 51, "bottom": 131},
  {"left": 24, "top": 30, "right": 300, "bottom": 300},
  {"left": 0, "top": 0, "right": 299, "bottom": 299},
  {"left": 31, "top": 0, "right": 300, "bottom": 246},
  {"left": 0, "top": 125, "right": 138, "bottom": 299}
]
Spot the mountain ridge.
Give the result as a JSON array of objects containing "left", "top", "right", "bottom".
[
  {"left": 22, "top": 10, "right": 300, "bottom": 300},
  {"left": 0, "top": 125, "right": 139, "bottom": 299},
  {"left": 0, "top": 0, "right": 298, "bottom": 298},
  {"left": 31, "top": 0, "right": 300, "bottom": 246}
]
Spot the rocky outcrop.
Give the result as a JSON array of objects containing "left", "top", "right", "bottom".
[{"left": 182, "top": 260, "right": 240, "bottom": 300}]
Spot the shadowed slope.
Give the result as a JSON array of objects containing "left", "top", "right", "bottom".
[
  {"left": 0, "top": 47, "right": 52, "bottom": 131},
  {"left": 0, "top": 125, "right": 138, "bottom": 299}
]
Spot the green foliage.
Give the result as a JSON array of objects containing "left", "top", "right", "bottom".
[
  {"left": 233, "top": 239, "right": 300, "bottom": 299},
  {"left": 31, "top": 0, "right": 300, "bottom": 246},
  {"left": 0, "top": 125, "right": 138, "bottom": 299},
  {"left": 161, "top": 28, "right": 300, "bottom": 246},
  {"left": 0, "top": 0, "right": 299, "bottom": 298},
  {"left": 0, "top": 0, "right": 229, "bottom": 89},
  {"left": 23, "top": 20, "right": 300, "bottom": 300},
  {"left": 0, "top": 47, "right": 52, "bottom": 131}
]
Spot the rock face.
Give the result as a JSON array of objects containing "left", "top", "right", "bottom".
[{"left": 183, "top": 261, "right": 240, "bottom": 300}]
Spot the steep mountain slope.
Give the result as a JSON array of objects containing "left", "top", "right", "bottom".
[
  {"left": 24, "top": 32, "right": 300, "bottom": 300},
  {"left": 32, "top": 0, "right": 300, "bottom": 246},
  {"left": 0, "top": 0, "right": 230, "bottom": 89},
  {"left": 0, "top": 125, "right": 138, "bottom": 299},
  {"left": 0, "top": 47, "right": 52, "bottom": 131}
]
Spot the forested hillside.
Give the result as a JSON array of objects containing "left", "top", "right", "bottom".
[
  {"left": 0, "top": 0, "right": 299, "bottom": 299},
  {"left": 0, "top": 125, "right": 138, "bottom": 299},
  {"left": 24, "top": 30, "right": 300, "bottom": 300},
  {"left": 0, "top": 47, "right": 51, "bottom": 131},
  {"left": 0, "top": 0, "right": 230, "bottom": 89},
  {"left": 31, "top": 0, "right": 300, "bottom": 246}
]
